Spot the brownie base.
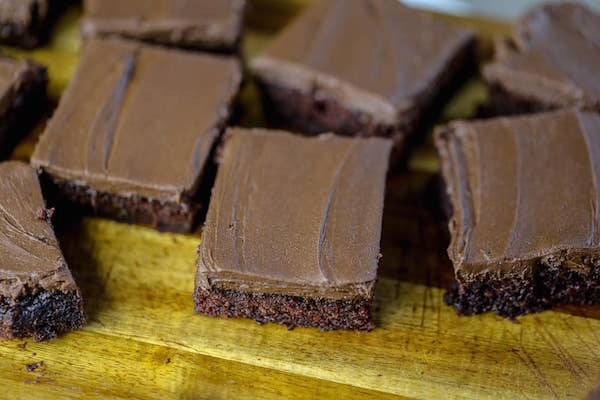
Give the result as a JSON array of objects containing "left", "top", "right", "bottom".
[
  {"left": 0, "top": 289, "right": 85, "bottom": 342},
  {"left": 194, "top": 287, "right": 375, "bottom": 331},
  {"left": 39, "top": 175, "right": 200, "bottom": 233},
  {"left": 444, "top": 260, "right": 600, "bottom": 318},
  {"left": 480, "top": 83, "right": 560, "bottom": 118},
  {"left": 0, "top": 63, "right": 47, "bottom": 160}
]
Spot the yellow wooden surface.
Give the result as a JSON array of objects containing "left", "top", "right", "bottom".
[{"left": 2, "top": 3, "right": 600, "bottom": 399}]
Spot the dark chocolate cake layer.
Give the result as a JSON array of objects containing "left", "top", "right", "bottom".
[
  {"left": 483, "top": 3, "right": 600, "bottom": 115},
  {"left": 195, "top": 128, "right": 393, "bottom": 331},
  {"left": 250, "top": 0, "right": 474, "bottom": 149},
  {"left": 435, "top": 109, "right": 600, "bottom": 317},
  {"left": 31, "top": 37, "right": 241, "bottom": 232},
  {"left": 81, "top": 0, "right": 246, "bottom": 53},
  {"left": 0, "top": 161, "right": 85, "bottom": 341}
]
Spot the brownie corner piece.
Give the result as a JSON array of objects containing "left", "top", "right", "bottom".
[
  {"left": 0, "top": 0, "right": 53, "bottom": 48},
  {"left": 482, "top": 2, "right": 600, "bottom": 116},
  {"left": 31, "top": 38, "right": 241, "bottom": 232},
  {"left": 0, "top": 56, "right": 47, "bottom": 160},
  {"left": 81, "top": 0, "right": 247, "bottom": 53},
  {"left": 250, "top": 0, "right": 474, "bottom": 149},
  {"left": 0, "top": 161, "right": 85, "bottom": 341},
  {"left": 194, "top": 128, "right": 393, "bottom": 331},
  {"left": 435, "top": 109, "right": 600, "bottom": 317}
]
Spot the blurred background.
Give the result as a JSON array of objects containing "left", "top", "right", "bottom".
[{"left": 400, "top": 0, "right": 600, "bottom": 19}]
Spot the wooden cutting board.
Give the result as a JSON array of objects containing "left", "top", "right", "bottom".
[{"left": 2, "top": 2, "right": 599, "bottom": 399}]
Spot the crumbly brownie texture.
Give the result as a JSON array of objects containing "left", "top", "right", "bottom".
[
  {"left": 195, "top": 128, "right": 393, "bottom": 331},
  {"left": 81, "top": 0, "right": 246, "bottom": 53},
  {"left": 1, "top": 289, "right": 84, "bottom": 341},
  {"left": 0, "top": 161, "right": 85, "bottom": 341},
  {"left": 483, "top": 3, "right": 600, "bottom": 116},
  {"left": 194, "top": 288, "right": 374, "bottom": 331},
  {"left": 444, "top": 254, "right": 600, "bottom": 317},
  {"left": 31, "top": 38, "right": 241, "bottom": 232},
  {"left": 251, "top": 0, "right": 474, "bottom": 150},
  {"left": 435, "top": 109, "right": 600, "bottom": 318},
  {"left": 0, "top": 0, "right": 51, "bottom": 48},
  {"left": 0, "top": 58, "right": 47, "bottom": 160}
]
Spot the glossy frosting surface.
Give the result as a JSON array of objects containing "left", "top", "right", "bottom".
[
  {"left": 251, "top": 0, "right": 473, "bottom": 124},
  {"left": 32, "top": 37, "right": 241, "bottom": 203},
  {"left": 484, "top": 3, "right": 600, "bottom": 111},
  {"left": 436, "top": 109, "right": 600, "bottom": 275},
  {"left": 196, "top": 128, "right": 393, "bottom": 299},
  {"left": 0, "top": 161, "right": 76, "bottom": 299}
]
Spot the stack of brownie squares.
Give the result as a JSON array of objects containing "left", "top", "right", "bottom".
[{"left": 435, "top": 3, "right": 600, "bottom": 317}]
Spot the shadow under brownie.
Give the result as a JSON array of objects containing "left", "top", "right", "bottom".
[
  {"left": 435, "top": 109, "right": 600, "bottom": 317},
  {"left": 31, "top": 37, "right": 241, "bottom": 232},
  {"left": 194, "top": 128, "right": 393, "bottom": 331},
  {"left": 0, "top": 161, "right": 85, "bottom": 341}
]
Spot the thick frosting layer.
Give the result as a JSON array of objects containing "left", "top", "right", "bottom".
[
  {"left": 81, "top": 0, "right": 245, "bottom": 49},
  {"left": 32, "top": 37, "right": 241, "bottom": 203},
  {"left": 484, "top": 3, "right": 600, "bottom": 111},
  {"left": 0, "top": 161, "right": 77, "bottom": 299},
  {"left": 196, "top": 128, "right": 392, "bottom": 300},
  {"left": 251, "top": 0, "right": 473, "bottom": 125},
  {"left": 435, "top": 109, "right": 600, "bottom": 276}
]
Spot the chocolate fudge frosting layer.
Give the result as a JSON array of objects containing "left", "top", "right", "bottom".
[
  {"left": 435, "top": 109, "right": 600, "bottom": 276},
  {"left": 483, "top": 3, "right": 600, "bottom": 111},
  {"left": 250, "top": 0, "right": 474, "bottom": 126},
  {"left": 31, "top": 37, "right": 241, "bottom": 203},
  {"left": 196, "top": 128, "right": 393, "bottom": 300},
  {"left": 81, "top": 0, "right": 245, "bottom": 49},
  {"left": 0, "top": 161, "right": 77, "bottom": 299}
]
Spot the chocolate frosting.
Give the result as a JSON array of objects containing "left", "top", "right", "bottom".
[
  {"left": 250, "top": 0, "right": 474, "bottom": 125},
  {"left": 483, "top": 3, "right": 600, "bottom": 111},
  {"left": 31, "top": 37, "right": 241, "bottom": 204},
  {"left": 81, "top": 0, "right": 245, "bottom": 49},
  {"left": 435, "top": 109, "right": 600, "bottom": 276},
  {"left": 0, "top": 161, "right": 77, "bottom": 299},
  {"left": 196, "top": 128, "right": 392, "bottom": 300}
]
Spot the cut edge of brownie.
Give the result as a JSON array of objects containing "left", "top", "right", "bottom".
[
  {"left": 1, "top": 287, "right": 85, "bottom": 342},
  {"left": 444, "top": 252, "right": 600, "bottom": 318},
  {"left": 253, "top": 33, "right": 476, "bottom": 161},
  {"left": 38, "top": 173, "right": 202, "bottom": 233},
  {"left": 193, "top": 286, "right": 375, "bottom": 332},
  {"left": 0, "top": 60, "right": 47, "bottom": 160},
  {"left": 480, "top": 81, "right": 564, "bottom": 118}
]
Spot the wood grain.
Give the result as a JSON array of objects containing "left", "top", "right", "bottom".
[{"left": 1, "top": 2, "right": 599, "bottom": 399}]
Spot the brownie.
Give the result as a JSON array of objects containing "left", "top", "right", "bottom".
[
  {"left": 0, "top": 56, "right": 47, "bottom": 160},
  {"left": 483, "top": 3, "right": 600, "bottom": 116},
  {"left": 81, "top": 0, "right": 246, "bottom": 53},
  {"left": 0, "top": 161, "right": 85, "bottom": 341},
  {"left": 435, "top": 109, "right": 600, "bottom": 318},
  {"left": 250, "top": 0, "right": 475, "bottom": 153},
  {"left": 31, "top": 37, "right": 241, "bottom": 232},
  {"left": 0, "top": 0, "right": 58, "bottom": 48},
  {"left": 194, "top": 128, "right": 393, "bottom": 331}
]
